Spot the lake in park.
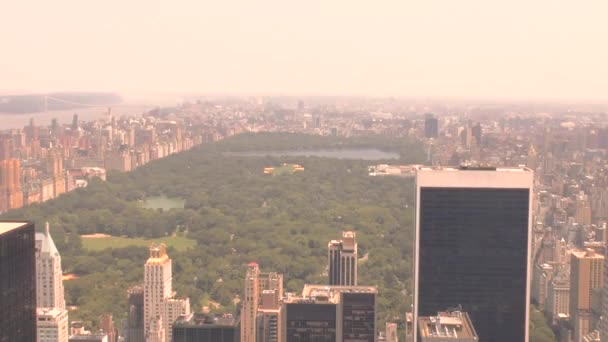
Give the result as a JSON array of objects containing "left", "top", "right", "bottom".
[{"left": 226, "top": 148, "right": 399, "bottom": 160}]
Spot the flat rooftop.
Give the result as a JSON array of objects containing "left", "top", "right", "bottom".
[
  {"left": 0, "top": 221, "right": 29, "bottom": 235},
  {"left": 418, "top": 311, "right": 478, "bottom": 341},
  {"left": 173, "top": 313, "right": 238, "bottom": 327},
  {"left": 302, "top": 284, "right": 377, "bottom": 298}
]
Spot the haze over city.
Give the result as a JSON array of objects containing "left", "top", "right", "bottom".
[
  {"left": 1, "top": 0, "right": 607, "bottom": 102},
  {"left": 4, "top": 2, "right": 608, "bottom": 342}
]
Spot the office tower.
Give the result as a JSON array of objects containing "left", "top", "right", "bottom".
[
  {"left": 0, "top": 221, "right": 37, "bottom": 342},
  {"left": 283, "top": 285, "right": 377, "bottom": 342},
  {"left": 424, "top": 114, "right": 438, "bottom": 138},
  {"left": 241, "top": 263, "right": 284, "bottom": 342},
  {"left": 328, "top": 231, "right": 358, "bottom": 286},
  {"left": 532, "top": 263, "right": 553, "bottom": 311},
  {"left": 173, "top": 313, "right": 240, "bottom": 342},
  {"left": 284, "top": 295, "right": 336, "bottom": 342},
  {"left": 144, "top": 244, "right": 191, "bottom": 342},
  {"left": 127, "top": 286, "right": 145, "bottom": 342},
  {"left": 36, "top": 222, "right": 66, "bottom": 309},
  {"left": 258, "top": 272, "right": 284, "bottom": 301},
  {"left": 417, "top": 310, "right": 479, "bottom": 342},
  {"left": 37, "top": 307, "right": 69, "bottom": 342},
  {"left": 72, "top": 114, "right": 79, "bottom": 131},
  {"left": 340, "top": 289, "right": 376, "bottom": 342},
  {"left": 602, "top": 252, "right": 608, "bottom": 342},
  {"left": 68, "top": 335, "right": 109, "bottom": 342},
  {"left": 571, "top": 249, "right": 604, "bottom": 342},
  {"left": 99, "top": 314, "right": 117, "bottom": 342},
  {"left": 414, "top": 166, "right": 533, "bottom": 342},
  {"left": 386, "top": 323, "right": 398, "bottom": 342},
  {"left": 547, "top": 267, "right": 570, "bottom": 325},
  {"left": 257, "top": 290, "right": 283, "bottom": 342},
  {"left": 471, "top": 123, "right": 482, "bottom": 145},
  {"left": 242, "top": 262, "right": 260, "bottom": 342}
]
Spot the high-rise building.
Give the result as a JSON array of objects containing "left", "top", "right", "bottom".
[
  {"left": 68, "top": 335, "right": 108, "bottom": 342},
  {"left": 571, "top": 249, "right": 604, "bottom": 342},
  {"left": 172, "top": 313, "right": 240, "bottom": 342},
  {"left": 127, "top": 286, "right": 145, "bottom": 342},
  {"left": 99, "top": 314, "right": 117, "bottom": 342},
  {"left": 283, "top": 285, "right": 377, "bottom": 342},
  {"left": 602, "top": 251, "right": 608, "bottom": 342},
  {"left": 144, "top": 244, "right": 190, "bottom": 342},
  {"left": 241, "top": 263, "right": 284, "bottom": 342},
  {"left": 257, "top": 290, "right": 283, "bottom": 342},
  {"left": 37, "top": 307, "right": 69, "bottom": 342},
  {"left": 424, "top": 114, "right": 439, "bottom": 138},
  {"left": 36, "top": 222, "right": 66, "bottom": 310},
  {"left": 0, "top": 221, "right": 37, "bottom": 342},
  {"left": 0, "top": 158, "right": 23, "bottom": 212},
  {"left": 242, "top": 262, "right": 260, "bottom": 342},
  {"left": 328, "top": 231, "right": 358, "bottom": 286},
  {"left": 417, "top": 310, "right": 479, "bottom": 342},
  {"left": 284, "top": 296, "right": 336, "bottom": 342},
  {"left": 414, "top": 166, "right": 533, "bottom": 342},
  {"left": 546, "top": 266, "right": 570, "bottom": 325}
]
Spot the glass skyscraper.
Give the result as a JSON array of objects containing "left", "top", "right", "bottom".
[
  {"left": 414, "top": 167, "right": 532, "bottom": 342},
  {"left": 0, "top": 221, "right": 36, "bottom": 342}
]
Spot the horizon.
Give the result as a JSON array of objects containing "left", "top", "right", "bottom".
[{"left": 2, "top": 1, "right": 607, "bottom": 103}]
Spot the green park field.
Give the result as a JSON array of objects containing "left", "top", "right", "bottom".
[{"left": 82, "top": 235, "right": 196, "bottom": 251}]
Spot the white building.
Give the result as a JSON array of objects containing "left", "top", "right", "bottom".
[
  {"left": 37, "top": 307, "right": 69, "bottom": 342},
  {"left": 35, "top": 222, "right": 65, "bottom": 310},
  {"left": 143, "top": 244, "right": 190, "bottom": 342}
]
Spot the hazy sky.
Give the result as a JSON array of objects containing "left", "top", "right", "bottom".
[{"left": 1, "top": 1, "right": 607, "bottom": 101}]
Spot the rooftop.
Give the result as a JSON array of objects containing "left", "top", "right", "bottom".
[
  {"left": 173, "top": 313, "right": 238, "bottom": 327},
  {"left": 0, "top": 221, "right": 29, "bottom": 235},
  {"left": 418, "top": 311, "right": 478, "bottom": 341},
  {"left": 284, "top": 285, "right": 377, "bottom": 304}
]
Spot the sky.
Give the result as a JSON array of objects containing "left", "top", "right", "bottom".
[{"left": 1, "top": 1, "right": 607, "bottom": 102}]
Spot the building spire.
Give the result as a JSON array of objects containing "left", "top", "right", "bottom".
[{"left": 45, "top": 221, "right": 50, "bottom": 236}]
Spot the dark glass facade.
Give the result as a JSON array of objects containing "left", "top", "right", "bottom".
[
  {"left": 172, "top": 323, "right": 239, "bottom": 342},
  {"left": 126, "top": 286, "right": 144, "bottom": 342},
  {"left": 0, "top": 222, "right": 36, "bottom": 342},
  {"left": 342, "top": 293, "right": 375, "bottom": 342},
  {"left": 417, "top": 188, "right": 529, "bottom": 342},
  {"left": 286, "top": 303, "right": 336, "bottom": 342}
]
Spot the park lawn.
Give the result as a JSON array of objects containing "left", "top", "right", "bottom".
[
  {"left": 82, "top": 235, "right": 196, "bottom": 251},
  {"left": 272, "top": 164, "right": 295, "bottom": 175}
]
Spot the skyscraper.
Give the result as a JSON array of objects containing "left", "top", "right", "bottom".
[
  {"left": 257, "top": 290, "right": 282, "bottom": 342},
  {"left": 570, "top": 249, "right": 604, "bottom": 342},
  {"left": 328, "top": 231, "right": 358, "bottom": 286},
  {"left": 241, "top": 262, "right": 260, "bottom": 342},
  {"left": 283, "top": 285, "right": 377, "bottom": 342},
  {"left": 37, "top": 307, "right": 69, "bottom": 342},
  {"left": 601, "top": 252, "right": 608, "bottom": 342},
  {"left": 172, "top": 313, "right": 240, "bottom": 342},
  {"left": 36, "top": 222, "right": 66, "bottom": 310},
  {"left": 414, "top": 166, "right": 533, "bottom": 342},
  {"left": 143, "top": 244, "right": 190, "bottom": 342},
  {"left": 424, "top": 114, "right": 439, "bottom": 139},
  {"left": 0, "top": 221, "right": 37, "bottom": 342},
  {"left": 241, "top": 263, "right": 284, "bottom": 342},
  {"left": 127, "top": 286, "right": 145, "bottom": 342}
]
